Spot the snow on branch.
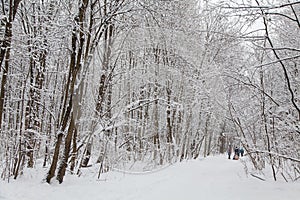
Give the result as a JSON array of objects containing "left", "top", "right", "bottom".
[
  {"left": 222, "top": 1, "right": 300, "bottom": 10},
  {"left": 254, "top": 54, "right": 300, "bottom": 68},
  {"left": 248, "top": 150, "right": 300, "bottom": 163}
]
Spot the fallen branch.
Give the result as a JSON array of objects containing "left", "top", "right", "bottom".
[{"left": 250, "top": 173, "right": 266, "bottom": 181}]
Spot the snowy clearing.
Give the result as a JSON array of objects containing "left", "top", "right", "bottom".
[{"left": 1, "top": 156, "right": 299, "bottom": 200}]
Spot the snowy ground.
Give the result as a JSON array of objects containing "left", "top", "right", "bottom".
[{"left": 1, "top": 155, "right": 300, "bottom": 200}]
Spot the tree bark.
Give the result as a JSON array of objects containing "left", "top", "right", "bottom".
[
  {"left": 166, "top": 85, "right": 173, "bottom": 162},
  {"left": 57, "top": 115, "right": 75, "bottom": 183},
  {"left": 52, "top": 0, "right": 89, "bottom": 184}
]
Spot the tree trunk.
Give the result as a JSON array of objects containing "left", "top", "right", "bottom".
[
  {"left": 57, "top": 115, "right": 75, "bottom": 183},
  {"left": 153, "top": 46, "right": 162, "bottom": 164},
  {"left": 0, "top": 0, "right": 22, "bottom": 131},
  {"left": 46, "top": 132, "right": 63, "bottom": 183},
  {"left": 166, "top": 86, "right": 173, "bottom": 162},
  {"left": 70, "top": 126, "right": 78, "bottom": 173},
  {"left": 0, "top": 22, "right": 12, "bottom": 131}
]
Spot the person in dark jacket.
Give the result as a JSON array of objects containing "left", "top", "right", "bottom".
[
  {"left": 240, "top": 147, "right": 244, "bottom": 157},
  {"left": 227, "top": 145, "right": 232, "bottom": 159},
  {"left": 233, "top": 146, "right": 239, "bottom": 160}
]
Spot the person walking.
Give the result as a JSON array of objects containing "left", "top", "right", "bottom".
[
  {"left": 233, "top": 146, "right": 239, "bottom": 160},
  {"left": 240, "top": 147, "right": 244, "bottom": 157},
  {"left": 227, "top": 145, "right": 232, "bottom": 159}
]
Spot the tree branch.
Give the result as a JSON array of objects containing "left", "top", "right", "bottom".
[
  {"left": 248, "top": 150, "right": 300, "bottom": 163},
  {"left": 222, "top": 1, "right": 300, "bottom": 10},
  {"left": 257, "top": 1, "right": 300, "bottom": 121},
  {"left": 254, "top": 54, "right": 300, "bottom": 68}
]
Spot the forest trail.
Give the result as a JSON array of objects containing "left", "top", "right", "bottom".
[{"left": 1, "top": 156, "right": 300, "bottom": 200}]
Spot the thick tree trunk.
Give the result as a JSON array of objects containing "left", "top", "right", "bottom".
[
  {"left": 0, "top": 0, "right": 22, "bottom": 131},
  {"left": 50, "top": 0, "right": 89, "bottom": 184},
  {"left": 0, "top": 22, "right": 12, "bottom": 131},
  {"left": 45, "top": 27, "right": 77, "bottom": 183},
  {"left": 57, "top": 115, "right": 75, "bottom": 183},
  {"left": 46, "top": 132, "right": 63, "bottom": 183}
]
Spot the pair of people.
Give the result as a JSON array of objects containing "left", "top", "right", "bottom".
[{"left": 227, "top": 145, "right": 244, "bottom": 159}]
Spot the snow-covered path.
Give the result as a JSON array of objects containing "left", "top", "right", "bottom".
[{"left": 1, "top": 156, "right": 300, "bottom": 200}]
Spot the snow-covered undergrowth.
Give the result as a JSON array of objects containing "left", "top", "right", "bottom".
[{"left": 1, "top": 155, "right": 299, "bottom": 200}]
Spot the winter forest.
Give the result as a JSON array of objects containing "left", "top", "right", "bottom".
[{"left": 0, "top": 0, "right": 299, "bottom": 185}]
